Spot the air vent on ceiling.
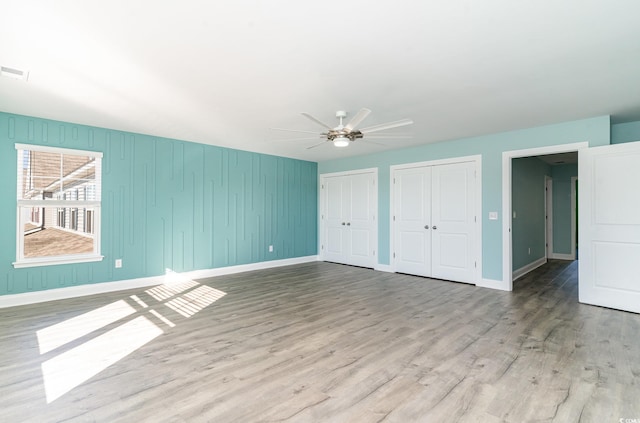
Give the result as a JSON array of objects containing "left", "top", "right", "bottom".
[{"left": 1, "top": 66, "right": 29, "bottom": 81}]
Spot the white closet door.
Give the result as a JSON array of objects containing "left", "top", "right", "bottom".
[
  {"left": 347, "top": 172, "right": 376, "bottom": 267},
  {"left": 431, "top": 161, "right": 476, "bottom": 283},
  {"left": 323, "top": 175, "right": 348, "bottom": 263},
  {"left": 321, "top": 170, "right": 378, "bottom": 268},
  {"left": 579, "top": 141, "right": 640, "bottom": 313},
  {"left": 393, "top": 167, "right": 432, "bottom": 277}
]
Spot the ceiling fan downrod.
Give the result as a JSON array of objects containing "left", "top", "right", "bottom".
[{"left": 327, "top": 111, "right": 363, "bottom": 143}]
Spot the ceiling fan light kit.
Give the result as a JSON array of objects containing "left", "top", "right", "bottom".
[
  {"left": 333, "top": 136, "right": 350, "bottom": 147},
  {"left": 271, "top": 108, "right": 413, "bottom": 149}
]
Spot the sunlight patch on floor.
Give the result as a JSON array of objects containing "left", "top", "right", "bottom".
[
  {"left": 37, "top": 269, "right": 227, "bottom": 404},
  {"left": 37, "top": 300, "right": 136, "bottom": 354},
  {"left": 149, "top": 309, "right": 176, "bottom": 328},
  {"left": 41, "top": 316, "right": 163, "bottom": 403},
  {"left": 165, "top": 285, "right": 226, "bottom": 317},
  {"left": 146, "top": 279, "right": 199, "bottom": 301},
  {"left": 130, "top": 295, "right": 149, "bottom": 308}
]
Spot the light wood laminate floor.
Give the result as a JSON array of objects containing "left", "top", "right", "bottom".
[{"left": 1, "top": 260, "right": 639, "bottom": 422}]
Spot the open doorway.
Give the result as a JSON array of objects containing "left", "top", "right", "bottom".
[
  {"left": 538, "top": 152, "right": 578, "bottom": 261},
  {"left": 510, "top": 154, "right": 577, "bottom": 281},
  {"left": 501, "top": 142, "right": 587, "bottom": 291}
]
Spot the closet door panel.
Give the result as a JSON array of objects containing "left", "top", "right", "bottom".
[
  {"left": 323, "top": 176, "right": 348, "bottom": 263},
  {"left": 393, "top": 167, "right": 431, "bottom": 277},
  {"left": 431, "top": 162, "right": 475, "bottom": 283},
  {"left": 347, "top": 172, "right": 376, "bottom": 267}
]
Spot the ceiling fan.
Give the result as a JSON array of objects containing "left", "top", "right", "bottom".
[{"left": 271, "top": 108, "right": 413, "bottom": 149}]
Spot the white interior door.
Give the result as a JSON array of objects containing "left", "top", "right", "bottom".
[
  {"left": 431, "top": 162, "right": 476, "bottom": 283},
  {"left": 347, "top": 172, "right": 376, "bottom": 267},
  {"left": 393, "top": 167, "right": 432, "bottom": 276},
  {"left": 323, "top": 175, "right": 348, "bottom": 263},
  {"left": 579, "top": 141, "right": 640, "bottom": 313}
]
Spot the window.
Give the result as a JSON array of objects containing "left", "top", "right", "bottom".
[
  {"left": 14, "top": 144, "right": 103, "bottom": 268},
  {"left": 71, "top": 208, "right": 78, "bottom": 231},
  {"left": 85, "top": 209, "right": 94, "bottom": 234},
  {"left": 57, "top": 208, "right": 66, "bottom": 228}
]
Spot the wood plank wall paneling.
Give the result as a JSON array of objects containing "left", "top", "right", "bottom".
[{"left": 0, "top": 113, "right": 318, "bottom": 296}]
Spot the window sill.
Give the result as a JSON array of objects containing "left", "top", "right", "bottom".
[{"left": 13, "top": 255, "right": 104, "bottom": 269}]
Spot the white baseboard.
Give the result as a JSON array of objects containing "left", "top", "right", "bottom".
[
  {"left": 476, "top": 278, "right": 511, "bottom": 291},
  {"left": 550, "top": 253, "right": 575, "bottom": 261},
  {"left": 184, "top": 255, "right": 319, "bottom": 280},
  {"left": 0, "top": 255, "right": 319, "bottom": 309},
  {"left": 513, "top": 257, "right": 547, "bottom": 281},
  {"left": 374, "top": 264, "right": 393, "bottom": 273},
  {"left": 0, "top": 275, "right": 164, "bottom": 309}
]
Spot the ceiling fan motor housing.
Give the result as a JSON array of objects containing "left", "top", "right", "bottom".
[{"left": 327, "top": 129, "right": 363, "bottom": 141}]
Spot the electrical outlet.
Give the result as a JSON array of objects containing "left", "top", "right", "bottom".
[
  {"left": 115, "top": 259, "right": 122, "bottom": 268},
  {"left": 528, "top": 248, "right": 531, "bottom": 255},
  {"left": 269, "top": 245, "right": 273, "bottom": 252}
]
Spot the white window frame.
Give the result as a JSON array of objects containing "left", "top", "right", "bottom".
[{"left": 13, "top": 143, "right": 104, "bottom": 268}]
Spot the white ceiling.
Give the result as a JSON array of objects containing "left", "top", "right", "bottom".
[{"left": 2, "top": 1, "right": 640, "bottom": 162}]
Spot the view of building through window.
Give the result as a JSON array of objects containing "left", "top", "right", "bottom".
[{"left": 16, "top": 145, "right": 102, "bottom": 263}]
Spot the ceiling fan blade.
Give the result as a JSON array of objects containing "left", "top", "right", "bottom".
[
  {"left": 270, "top": 128, "right": 324, "bottom": 135},
  {"left": 272, "top": 137, "right": 326, "bottom": 142},
  {"left": 364, "top": 133, "right": 413, "bottom": 139},
  {"left": 360, "top": 118, "right": 414, "bottom": 134},
  {"left": 306, "top": 141, "right": 329, "bottom": 149},
  {"left": 344, "top": 108, "right": 371, "bottom": 131},
  {"left": 361, "top": 139, "right": 388, "bottom": 146},
  {"left": 301, "top": 113, "right": 334, "bottom": 130}
]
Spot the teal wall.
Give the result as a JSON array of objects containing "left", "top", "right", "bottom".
[
  {"left": 551, "top": 163, "right": 578, "bottom": 254},
  {"left": 319, "top": 115, "right": 610, "bottom": 281},
  {"left": 0, "top": 112, "right": 317, "bottom": 296},
  {"left": 611, "top": 120, "right": 640, "bottom": 144},
  {"left": 511, "top": 157, "right": 550, "bottom": 271}
]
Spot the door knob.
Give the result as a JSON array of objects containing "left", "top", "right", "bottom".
[
  {"left": 342, "top": 222, "right": 346, "bottom": 225},
  {"left": 432, "top": 225, "right": 437, "bottom": 230},
  {"left": 424, "top": 225, "right": 429, "bottom": 229},
  {"left": 347, "top": 222, "right": 351, "bottom": 226}
]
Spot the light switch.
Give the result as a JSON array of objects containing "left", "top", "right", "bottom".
[{"left": 489, "top": 212, "right": 498, "bottom": 220}]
